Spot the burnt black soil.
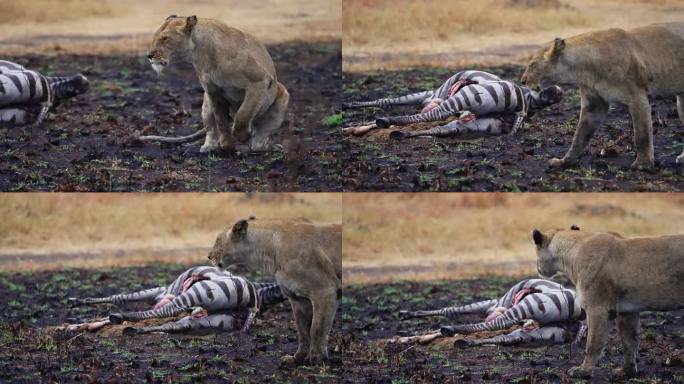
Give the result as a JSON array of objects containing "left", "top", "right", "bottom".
[
  {"left": 338, "top": 278, "right": 684, "bottom": 383},
  {"left": 0, "top": 265, "right": 344, "bottom": 383},
  {"left": 0, "top": 41, "right": 342, "bottom": 191},
  {"left": 342, "top": 66, "right": 684, "bottom": 191}
]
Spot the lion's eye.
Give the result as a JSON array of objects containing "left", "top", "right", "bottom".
[{"left": 161, "top": 36, "right": 169, "bottom": 41}]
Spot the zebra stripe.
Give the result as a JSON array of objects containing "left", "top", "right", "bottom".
[
  {"left": 109, "top": 275, "right": 259, "bottom": 323},
  {"left": 343, "top": 70, "right": 502, "bottom": 109}
]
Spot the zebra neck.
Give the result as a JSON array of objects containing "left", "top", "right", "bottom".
[{"left": 523, "top": 87, "right": 542, "bottom": 109}]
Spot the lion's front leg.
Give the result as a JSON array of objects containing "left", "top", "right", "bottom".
[
  {"left": 209, "top": 96, "right": 235, "bottom": 152},
  {"left": 282, "top": 296, "right": 313, "bottom": 366},
  {"left": 550, "top": 90, "right": 608, "bottom": 168},
  {"left": 628, "top": 93, "right": 654, "bottom": 170},
  {"left": 308, "top": 288, "right": 339, "bottom": 365},
  {"left": 568, "top": 306, "right": 611, "bottom": 379},
  {"left": 200, "top": 93, "right": 220, "bottom": 153}
]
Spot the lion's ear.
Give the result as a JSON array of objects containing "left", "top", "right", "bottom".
[
  {"left": 552, "top": 38, "right": 565, "bottom": 55},
  {"left": 570, "top": 224, "right": 580, "bottom": 231},
  {"left": 532, "top": 229, "right": 545, "bottom": 246},
  {"left": 185, "top": 15, "right": 198, "bottom": 34},
  {"left": 231, "top": 219, "right": 249, "bottom": 240}
]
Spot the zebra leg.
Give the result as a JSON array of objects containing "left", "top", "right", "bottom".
[
  {"left": 55, "top": 317, "right": 111, "bottom": 332},
  {"left": 391, "top": 116, "right": 507, "bottom": 140},
  {"left": 68, "top": 287, "right": 166, "bottom": 306},
  {"left": 377, "top": 107, "right": 456, "bottom": 128},
  {"left": 455, "top": 325, "right": 569, "bottom": 347},
  {"left": 400, "top": 299, "right": 497, "bottom": 319},
  {"left": 109, "top": 294, "right": 190, "bottom": 323},
  {"left": 123, "top": 312, "right": 238, "bottom": 335},
  {"left": 343, "top": 91, "right": 433, "bottom": 109},
  {"left": 0, "top": 107, "right": 31, "bottom": 126},
  {"left": 440, "top": 301, "right": 526, "bottom": 335}
]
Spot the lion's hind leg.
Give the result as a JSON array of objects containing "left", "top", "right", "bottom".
[
  {"left": 250, "top": 82, "right": 289, "bottom": 152},
  {"left": 675, "top": 95, "right": 684, "bottom": 164},
  {"left": 308, "top": 287, "right": 339, "bottom": 365},
  {"left": 615, "top": 312, "right": 640, "bottom": 378}
]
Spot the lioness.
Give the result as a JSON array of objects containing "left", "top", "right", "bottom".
[
  {"left": 145, "top": 15, "right": 289, "bottom": 152},
  {"left": 208, "top": 218, "right": 342, "bottom": 365},
  {"left": 532, "top": 225, "right": 684, "bottom": 378},
  {"left": 521, "top": 23, "right": 684, "bottom": 169}
]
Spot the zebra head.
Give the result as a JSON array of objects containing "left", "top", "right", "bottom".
[
  {"left": 147, "top": 15, "right": 198, "bottom": 74},
  {"left": 538, "top": 85, "right": 564, "bottom": 107}
]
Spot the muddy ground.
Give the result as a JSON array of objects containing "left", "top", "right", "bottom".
[
  {"left": 338, "top": 278, "right": 684, "bottom": 383},
  {"left": 0, "top": 41, "right": 342, "bottom": 191},
  {"left": 0, "top": 264, "right": 345, "bottom": 383},
  {"left": 342, "top": 66, "right": 684, "bottom": 191}
]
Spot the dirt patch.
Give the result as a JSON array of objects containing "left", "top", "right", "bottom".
[
  {"left": 342, "top": 66, "right": 684, "bottom": 191},
  {"left": 339, "top": 278, "right": 684, "bottom": 383},
  {"left": 0, "top": 264, "right": 343, "bottom": 383},
  {"left": 0, "top": 41, "right": 342, "bottom": 191}
]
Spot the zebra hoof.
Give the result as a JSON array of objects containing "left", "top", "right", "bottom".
[
  {"left": 376, "top": 118, "right": 391, "bottom": 128},
  {"left": 453, "top": 339, "right": 470, "bottom": 348},
  {"left": 389, "top": 131, "right": 405, "bottom": 140},
  {"left": 109, "top": 313, "right": 124, "bottom": 324},
  {"left": 440, "top": 326, "right": 456, "bottom": 337},
  {"left": 122, "top": 327, "right": 139, "bottom": 336}
]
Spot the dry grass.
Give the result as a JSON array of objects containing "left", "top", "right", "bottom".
[
  {"left": 343, "top": 0, "right": 684, "bottom": 71},
  {"left": 343, "top": 193, "right": 684, "bottom": 284},
  {"left": 0, "top": 193, "right": 341, "bottom": 271},
  {"left": 0, "top": 0, "right": 340, "bottom": 55},
  {"left": 0, "top": 0, "right": 123, "bottom": 24}
]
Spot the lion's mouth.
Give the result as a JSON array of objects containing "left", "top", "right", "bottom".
[{"left": 149, "top": 59, "right": 168, "bottom": 74}]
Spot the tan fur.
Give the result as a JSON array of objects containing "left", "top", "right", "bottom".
[
  {"left": 532, "top": 226, "right": 684, "bottom": 378},
  {"left": 147, "top": 15, "right": 289, "bottom": 152},
  {"left": 521, "top": 22, "right": 684, "bottom": 169},
  {"left": 208, "top": 218, "right": 341, "bottom": 365}
]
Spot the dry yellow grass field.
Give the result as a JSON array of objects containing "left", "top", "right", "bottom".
[
  {"left": 0, "top": 0, "right": 340, "bottom": 55},
  {"left": 0, "top": 193, "right": 341, "bottom": 271},
  {"left": 343, "top": 193, "right": 684, "bottom": 284},
  {"left": 343, "top": 0, "right": 684, "bottom": 71}
]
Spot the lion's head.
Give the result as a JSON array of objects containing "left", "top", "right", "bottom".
[
  {"left": 521, "top": 38, "right": 568, "bottom": 89},
  {"left": 207, "top": 218, "right": 258, "bottom": 271},
  {"left": 531, "top": 224, "right": 581, "bottom": 284},
  {"left": 147, "top": 15, "right": 198, "bottom": 74}
]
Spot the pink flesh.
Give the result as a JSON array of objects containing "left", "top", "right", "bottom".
[
  {"left": 485, "top": 307, "right": 507, "bottom": 322},
  {"left": 448, "top": 79, "right": 477, "bottom": 97},
  {"left": 420, "top": 99, "right": 442, "bottom": 114},
  {"left": 192, "top": 308, "right": 209, "bottom": 319},
  {"left": 181, "top": 275, "right": 208, "bottom": 293},
  {"left": 522, "top": 320, "right": 540, "bottom": 332},
  {"left": 154, "top": 294, "right": 175, "bottom": 310},
  {"left": 512, "top": 288, "right": 535, "bottom": 305}
]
